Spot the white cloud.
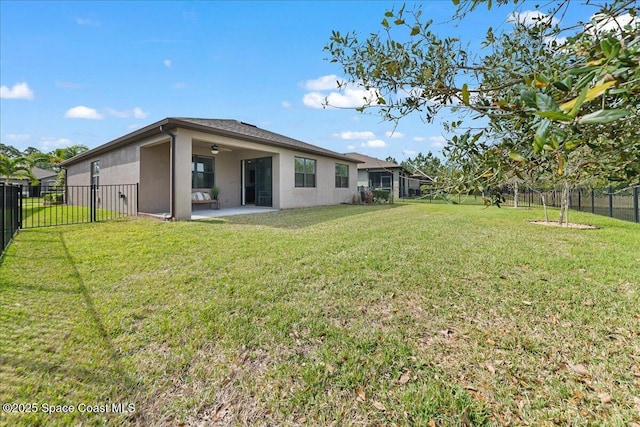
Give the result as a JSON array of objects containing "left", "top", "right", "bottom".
[
  {"left": 302, "top": 74, "right": 343, "bottom": 91},
  {"left": 64, "top": 106, "right": 103, "bottom": 119},
  {"left": 428, "top": 135, "right": 447, "bottom": 149},
  {"left": 40, "top": 137, "right": 73, "bottom": 150},
  {"left": 402, "top": 150, "right": 417, "bottom": 157},
  {"left": 281, "top": 101, "right": 292, "bottom": 108},
  {"left": 302, "top": 92, "right": 326, "bottom": 108},
  {"left": 5, "top": 134, "right": 31, "bottom": 142},
  {"left": 544, "top": 35, "right": 568, "bottom": 46},
  {"left": 173, "top": 82, "right": 187, "bottom": 89},
  {"left": 1, "top": 82, "right": 34, "bottom": 100},
  {"left": 508, "top": 10, "right": 559, "bottom": 27},
  {"left": 385, "top": 131, "right": 405, "bottom": 139},
  {"left": 164, "top": 59, "right": 172, "bottom": 68},
  {"left": 303, "top": 87, "right": 379, "bottom": 109},
  {"left": 132, "top": 107, "right": 149, "bottom": 119},
  {"left": 347, "top": 144, "right": 356, "bottom": 150},
  {"left": 413, "top": 136, "right": 425, "bottom": 142},
  {"left": 588, "top": 13, "right": 638, "bottom": 34},
  {"left": 76, "top": 18, "right": 101, "bottom": 26},
  {"left": 365, "top": 139, "right": 387, "bottom": 148},
  {"left": 302, "top": 76, "right": 380, "bottom": 109},
  {"left": 336, "top": 130, "right": 376, "bottom": 140},
  {"left": 105, "top": 107, "right": 150, "bottom": 119}
]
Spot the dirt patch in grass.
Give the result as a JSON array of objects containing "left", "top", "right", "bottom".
[{"left": 530, "top": 220, "right": 598, "bottom": 229}]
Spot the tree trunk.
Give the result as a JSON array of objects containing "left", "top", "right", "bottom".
[
  {"left": 558, "top": 181, "right": 570, "bottom": 225},
  {"left": 541, "top": 193, "right": 549, "bottom": 223},
  {"left": 514, "top": 181, "right": 519, "bottom": 208}
]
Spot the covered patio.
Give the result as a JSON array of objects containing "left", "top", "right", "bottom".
[{"left": 191, "top": 206, "right": 278, "bottom": 220}]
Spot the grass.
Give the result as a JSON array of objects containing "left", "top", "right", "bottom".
[
  {"left": 20, "top": 197, "right": 128, "bottom": 228},
  {"left": 1, "top": 203, "right": 639, "bottom": 426}
]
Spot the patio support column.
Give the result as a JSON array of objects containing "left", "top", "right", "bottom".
[{"left": 173, "top": 129, "right": 193, "bottom": 220}]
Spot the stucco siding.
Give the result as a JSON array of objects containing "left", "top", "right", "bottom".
[
  {"left": 64, "top": 121, "right": 360, "bottom": 219},
  {"left": 278, "top": 150, "right": 356, "bottom": 209}
]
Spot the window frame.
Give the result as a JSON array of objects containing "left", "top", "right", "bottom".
[
  {"left": 335, "top": 163, "right": 349, "bottom": 188},
  {"left": 191, "top": 155, "right": 215, "bottom": 189},
  {"left": 294, "top": 157, "right": 317, "bottom": 188},
  {"left": 90, "top": 160, "right": 100, "bottom": 187}
]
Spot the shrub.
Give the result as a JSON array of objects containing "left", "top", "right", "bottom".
[
  {"left": 372, "top": 189, "right": 390, "bottom": 203},
  {"left": 43, "top": 192, "right": 64, "bottom": 203}
]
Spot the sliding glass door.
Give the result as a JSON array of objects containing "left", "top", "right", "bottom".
[
  {"left": 242, "top": 157, "right": 272, "bottom": 207},
  {"left": 255, "top": 157, "right": 272, "bottom": 207}
]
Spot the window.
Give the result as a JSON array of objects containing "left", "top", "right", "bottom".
[
  {"left": 192, "top": 155, "right": 215, "bottom": 188},
  {"left": 294, "top": 157, "right": 316, "bottom": 188},
  {"left": 91, "top": 160, "right": 100, "bottom": 187},
  {"left": 335, "top": 163, "right": 349, "bottom": 188},
  {"left": 369, "top": 172, "right": 393, "bottom": 189}
]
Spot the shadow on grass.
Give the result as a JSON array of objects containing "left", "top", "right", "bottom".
[
  {"left": 215, "top": 204, "right": 402, "bottom": 229},
  {"left": 0, "top": 229, "right": 142, "bottom": 424}
]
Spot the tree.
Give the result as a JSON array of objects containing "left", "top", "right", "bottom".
[
  {"left": 0, "top": 154, "right": 37, "bottom": 184},
  {"left": 51, "top": 144, "right": 89, "bottom": 163},
  {"left": 0, "top": 143, "right": 22, "bottom": 158},
  {"left": 325, "top": 0, "right": 639, "bottom": 223},
  {"left": 401, "top": 151, "right": 443, "bottom": 180}
]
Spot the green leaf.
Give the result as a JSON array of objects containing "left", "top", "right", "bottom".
[
  {"left": 509, "top": 152, "right": 526, "bottom": 162},
  {"left": 564, "top": 140, "right": 581, "bottom": 151},
  {"left": 552, "top": 81, "right": 570, "bottom": 92},
  {"left": 601, "top": 37, "right": 621, "bottom": 59},
  {"left": 381, "top": 18, "right": 390, "bottom": 29},
  {"left": 410, "top": 25, "right": 420, "bottom": 36},
  {"left": 384, "top": 11, "right": 394, "bottom": 17},
  {"left": 452, "top": 0, "right": 460, "bottom": 5},
  {"left": 560, "top": 87, "right": 587, "bottom": 117},
  {"left": 534, "top": 111, "right": 573, "bottom": 122},
  {"left": 536, "top": 93, "right": 559, "bottom": 112},
  {"left": 578, "top": 109, "right": 629, "bottom": 124},
  {"left": 520, "top": 88, "right": 537, "bottom": 109},
  {"left": 461, "top": 83, "right": 470, "bottom": 105},
  {"left": 394, "top": 19, "right": 405, "bottom": 25}
]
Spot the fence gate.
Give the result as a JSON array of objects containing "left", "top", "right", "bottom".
[{"left": 19, "top": 184, "right": 138, "bottom": 229}]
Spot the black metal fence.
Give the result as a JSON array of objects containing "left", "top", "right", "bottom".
[
  {"left": 501, "top": 186, "right": 640, "bottom": 223},
  {"left": 20, "top": 184, "right": 138, "bottom": 229},
  {"left": 1, "top": 184, "right": 21, "bottom": 255}
]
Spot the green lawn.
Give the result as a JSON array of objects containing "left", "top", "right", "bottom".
[{"left": 1, "top": 204, "right": 639, "bottom": 426}]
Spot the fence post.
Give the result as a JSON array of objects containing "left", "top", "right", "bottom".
[
  {"left": 17, "top": 186, "right": 22, "bottom": 229},
  {"left": 90, "top": 184, "right": 96, "bottom": 222},
  {"left": 1, "top": 185, "right": 5, "bottom": 253},
  {"left": 578, "top": 190, "right": 581, "bottom": 211},
  {"left": 136, "top": 183, "right": 139, "bottom": 215},
  {"left": 634, "top": 186, "right": 639, "bottom": 224},
  {"left": 608, "top": 185, "right": 613, "bottom": 218},
  {"left": 591, "top": 190, "right": 595, "bottom": 214}
]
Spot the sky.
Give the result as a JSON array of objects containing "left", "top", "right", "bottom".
[{"left": 0, "top": 0, "right": 602, "bottom": 163}]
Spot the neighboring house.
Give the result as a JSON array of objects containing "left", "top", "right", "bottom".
[
  {"left": 60, "top": 117, "right": 360, "bottom": 220},
  {"left": 1, "top": 167, "right": 59, "bottom": 197},
  {"left": 408, "top": 172, "right": 434, "bottom": 196},
  {"left": 344, "top": 152, "right": 411, "bottom": 200}
]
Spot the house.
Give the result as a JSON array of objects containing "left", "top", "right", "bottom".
[
  {"left": 344, "top": 152, "right": 412, "bottom": 200},
  {"left": 408, "top": 173, "right": 434, "bottom": 196},
  {"left": 60, "top": 118, "right": 360, "bottom": 220},
  {"left": 1, "top": 167, "right": 59, "bottom": 197}
]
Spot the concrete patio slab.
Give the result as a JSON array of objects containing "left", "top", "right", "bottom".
[{"left": 191, "top": 206, "right": 278, "bottom": 220}]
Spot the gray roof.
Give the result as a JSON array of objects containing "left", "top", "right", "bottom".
[
  {"left": 344, "top": 152, "right": 404, "bottom": 170},
  {"left": 61, "top": 117, "right": 359, "bottom": 166},
  {"left": 32, "top": 167, "right": 58, "bottom": 180}
]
